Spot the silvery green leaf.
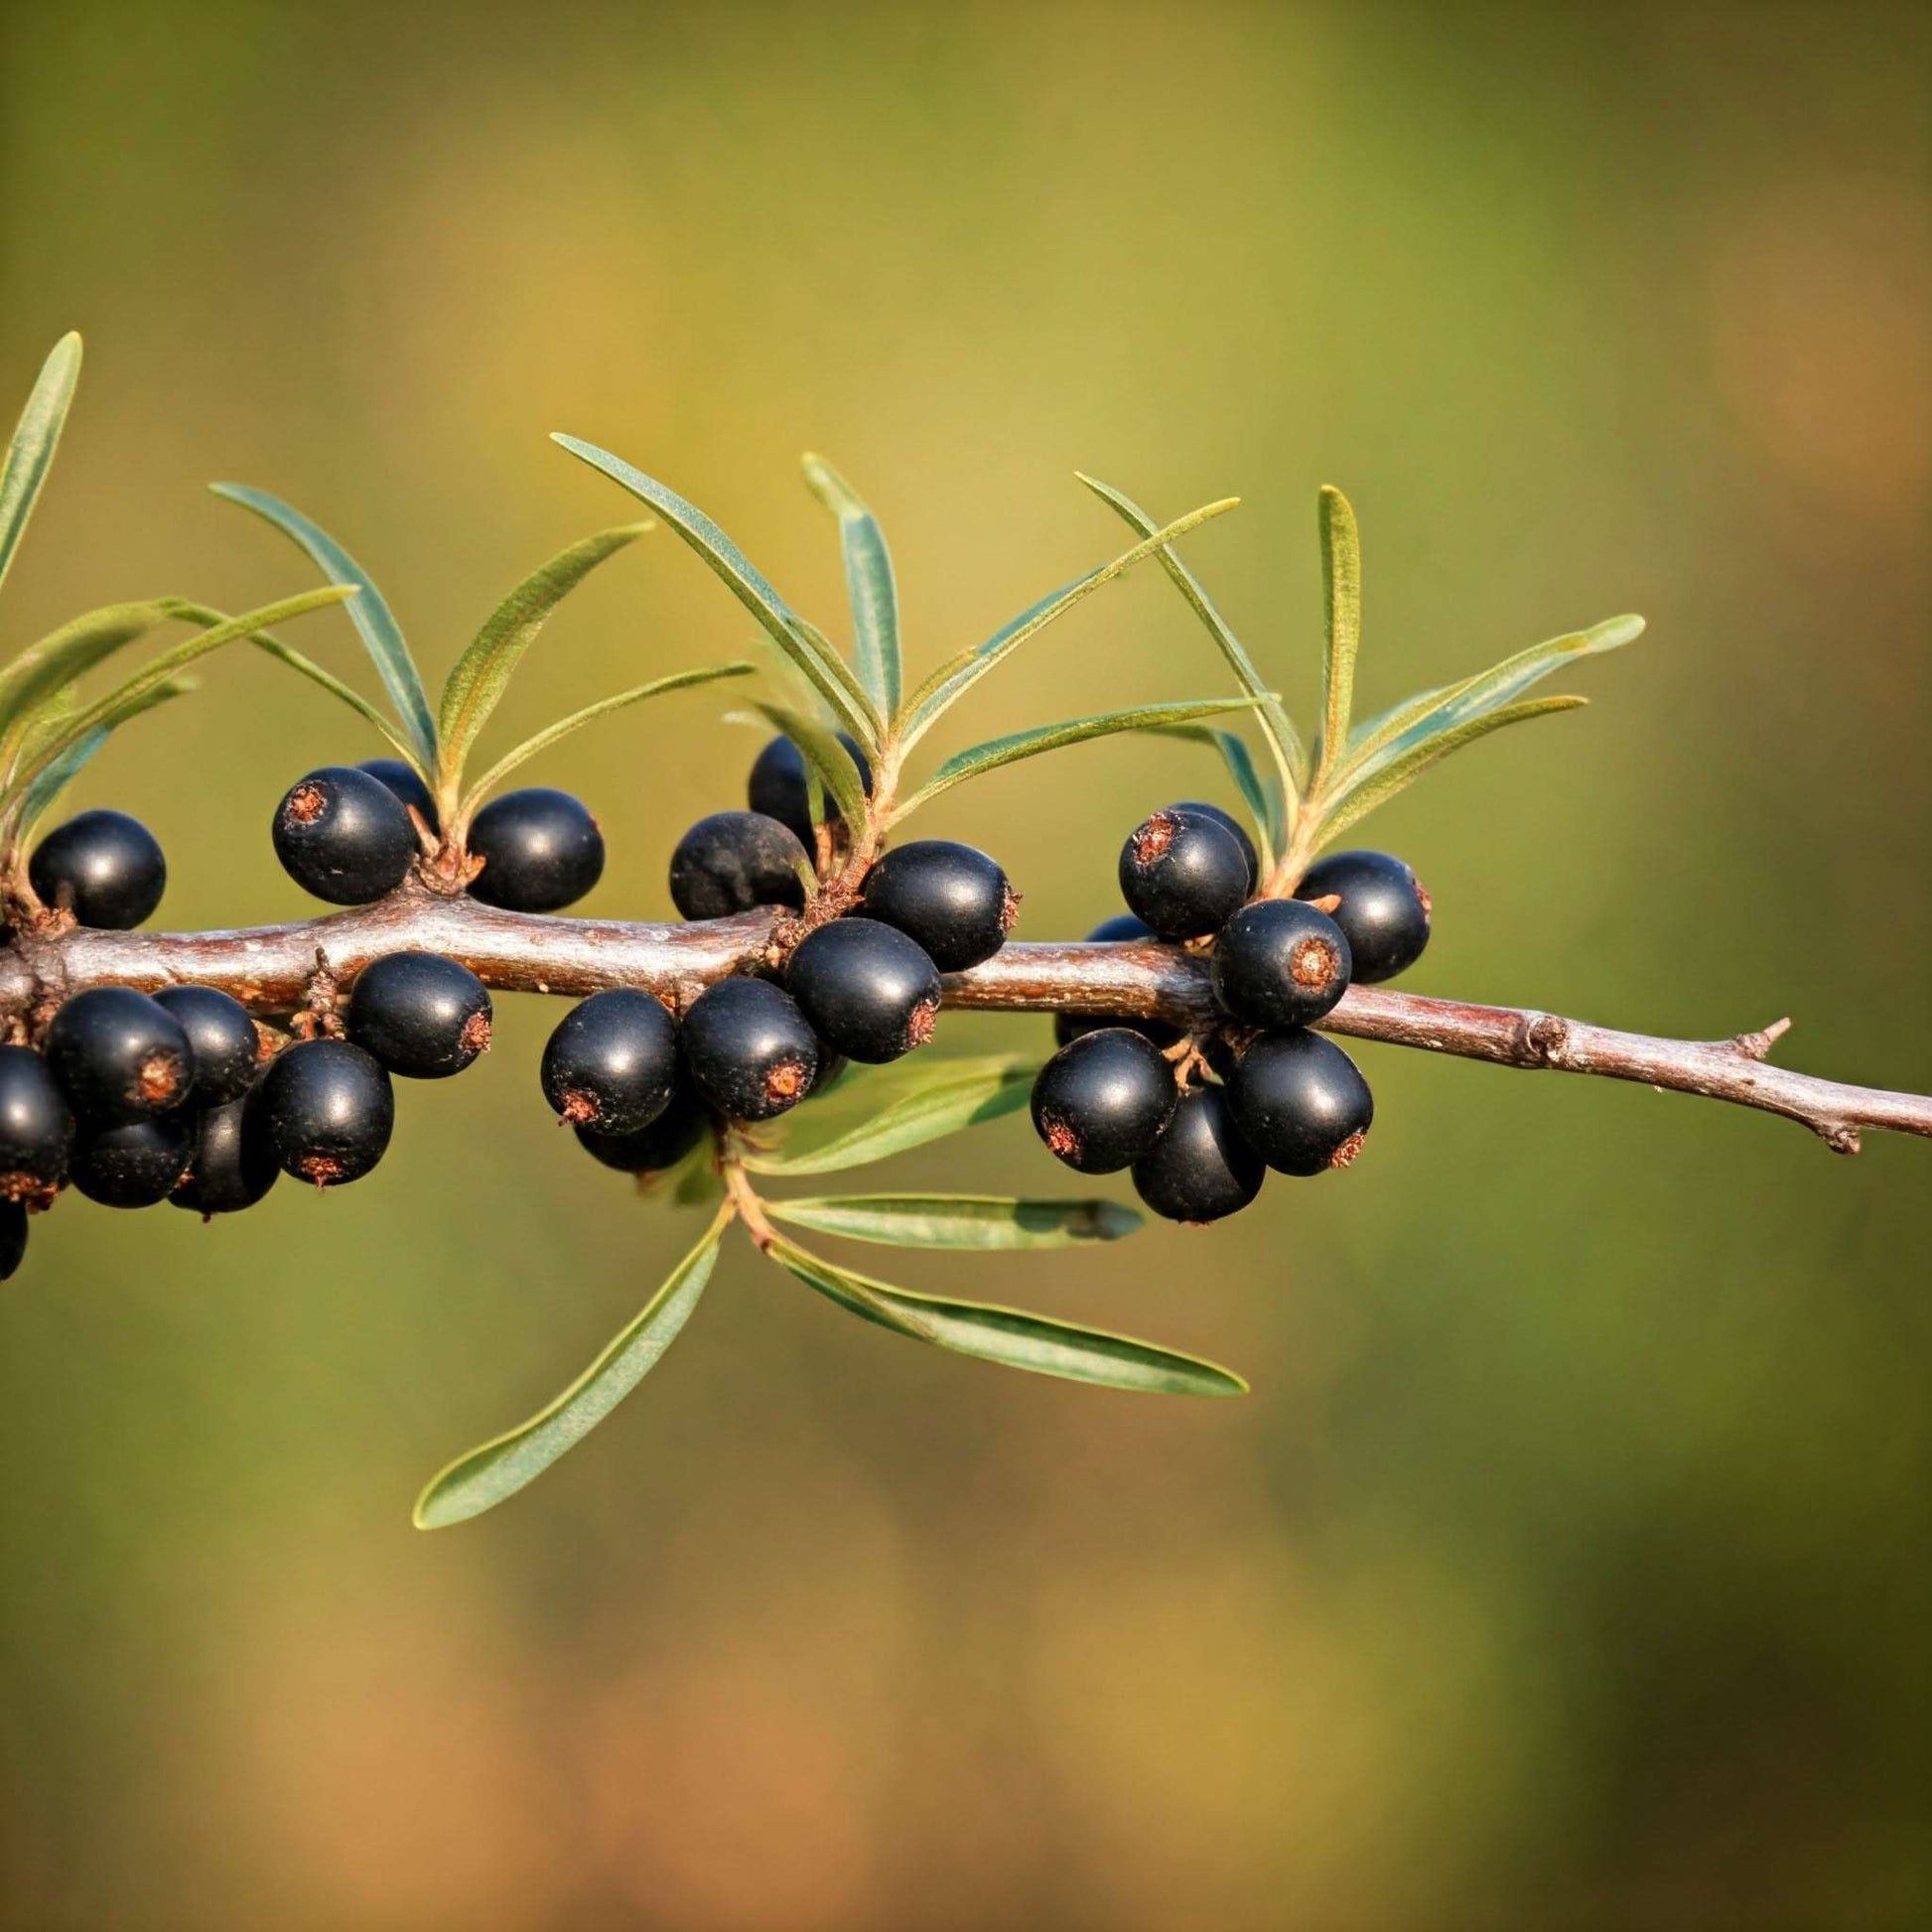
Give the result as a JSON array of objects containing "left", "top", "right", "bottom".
[
  {"left": 0, "top": 600, "right": 177, "bottom": 753},
  {"left": 0, "top": 334, "right": 81, "bottom": 603},
  {"left": 1313, "top": 484, "right": 1361, "bottom": 777},
  {"left": 766, "top": 1193, "right": 1143, "bottom": 1250},
  {"left": 747, "top": 700, "right": 869, "bottom": 829},
  {"left": 11, "top": 677, "right": 196, "bottom": 843},
  {"left": 802, "top": 454, "right": 900, "bottom": 719}
]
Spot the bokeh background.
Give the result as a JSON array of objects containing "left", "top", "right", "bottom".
[{"left": 2, "top": 3, "right": 1927, "bottom": 1927}]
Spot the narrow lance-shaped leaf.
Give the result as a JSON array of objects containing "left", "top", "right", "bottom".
[
  {"left": 747, "top": 699, "right": 869, "bottom": 829},
  {"left": 802, "top": 454, "right": 900, "bottom": 720},
  {"left": 551, "top": 436, "right": 881, "bottom": 752},
  {"left": 0, "top": 333, "right": 82, "bottom": 603},
  {"left": 0, "top": 599, "right": 179, "bottom": 755},
  {"left": 742, "top": 1052, "right": 1042, "bottom": 1175},
  {"left": 1076, "top": 473, "right": 1309, "bottom": 804},
  {"left": 897, "top": 695, "right": 1268, "bottom": 817},
  {"left": 413, "top": 1205, "right": 731, "bottom": 1530},
  {"left": 769, "top": 1236, "right": 1248, "bottom": 1397},
  {"left": 1313, "top": 483, "right": 1361, "bottom": 781},
  {"left": 766, "top": 1193, "right": 1143, "bottom": 1251},
  {"left": 1145, "top": 722, "right": 1280, "bottom": 866},
  {"left": 8, "top": 678, "right": 197, "bottom": 844},
  {"left": 211, "top": 483, "right": 439, "bottom": 765},
  {"left": 436, "top": 522, "right": 648, "bottom": 786}
]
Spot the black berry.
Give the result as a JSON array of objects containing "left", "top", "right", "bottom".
[
  {"left": 272, "top": 765, "right": 417, "bottom": 905},
  {"left": 1212, "top": 898, "right": 1352, "bottom": 1029},
  {"left": 1130, "top": 1084, "right": 1265, "bottom": 1223},
  {"left": 575, "top": 1075, "right": 710, "bottom": 1174},
  {"left": 861, "top": 840, "right": 1016, "bottom": 972},
  {"left": 786, "top": 917, "right": 941, "bottom": 1064},
  {"left": 1032, "top": 1027, "right": 1176, "bottom": 1174},
  {"left": 0, "top": 1045, "right": 74, "bottom": 1202},
  {"left": 69, "top": 1115, "right": 193, "bottom": 1208},
  {"left": 170, "top": 1097, "right": 279, "bottom": 1215},
  {"left": 1172, "top": 801, "right": 1259, "bottom": 893},
  {"left": 44, "top": 987, "right": 196, "bottom": 1124},
  {"left": 747, "top": 733, "right": 872, "bottom": 851},
  {"left": 0, "top": 1199, "right": 25, "bottom": 1280},
  {"left": 541, "top": 988, "right": 679, "bottom": 1132},
  {"left": 346, "top": 952, "right": 491, "bottom": 1079},
  {"left": 1118, "top": 807, "right": 1250, "bottom": 938},
  {"left": 1228, "top": 1030, "right": 1374, "bottom": 1175},
  {"left": 254, "top": 1038, "right": 394, "bottom": 1187},
  {"left": 679, "top": 977, "right": 820, "bottom": 1122},
  {"left": 29, "top": 809, "right": 166, "bottom": 928},
  {"left": 357, "top": 758, "right": 440, "bottom": 832},
  {"left": 668, "top": 810, "right": 809, "bottom": 920},
  {"left": 1296, "top": 849, "right": 1431, "bottom": 985},
  {"left": 1054, "top": 914, "right": 1182, "bottom": 1049},
  {"left": 467, "top": 787, "right": 604, "bottom": 912},
  {"left": 153, "top": 985, "right": 262, "bottom": 1106}
]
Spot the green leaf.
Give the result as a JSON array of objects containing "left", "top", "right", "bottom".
[
  {"left": 767, "top": 1193, "right": 1142, "bottom": 1250},
  {"left": 211, "top": 482, "right": 439, "bottom": 765},
  {"left": 742, "top": 1051, "right": 1042, "bottom": 1175},
  {"left": 1146, "top": 723, "right": 1280, "bottom": 865},
  {"left": 1075, "top": 473, "right": 1309, "bottom": 803},
  {"left": 11, "top": 677, "right": 196, "bottom": 845},
  {"left": 897, "top": 695, "right": 1267, "bottom": 816},
  {"left": 746, "top": 700, "right": 869, "bottom": 830},
  {"left": 1317, "top": 695, "right": 1588, "bottom": 844},
  {"left": 551, "top": 436, "right": 881, "bottom": 752},
  {"left": 0, "top": 600, "right": 178, "bottom": 753},
  {"left": 1313, "top": 484, "right": 1362, "bottom": 778},
  {"left": 413, "top": 1206, "right": 729, "bottom": 1529},
  {"left": 802, "top": 455, "right": 900, "bottom": 720},
  {"left": 899, "top": 496, "right": 1241, "bottom": 747},
  {"left": 458, "top": 661, "right": 756, "bottom": 818},
  {"left": 0, "top": 334, "right": 82, "bottom": 604},
  {"left": 435, "top": 523, "right": 647, "bottom": 787},
  {"left": 769, "top": 1237, "right": 1247, "bottom": 1396}
]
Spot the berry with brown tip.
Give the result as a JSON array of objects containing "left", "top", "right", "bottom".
[
  {"left": 541, "top": 988, "right": 679, "bottom": 1132},
  {"left": 153, "top": 986, "right": 262, "bottom": 1107},
  {"left": 679, "top": 977, "right": 820, "bottom": 1122},
  {"left": 1211, "top": 897, "right": 1352, "bottom": 1030},
  {"left": 1118, "top": 807, "right": 1250, "bottom": 938},
  {"left": 44, "top": 987, "right": 196, "bottom": 1124},
  {"left": 254, "top": 1038, "right": 394, "bottom": 1187},
  {"left": 29, "top": 809, "right": 167, "bottom": 928},
  {"left": 346, "top": 952, "right": 491, "bottom": 1079},
  {"left": 786, "top": 917, "right": 941, "bottom": 1064},
  {"left": 1228, "top": 1029, "right": 1374, "bottom": 1175},
  {"left": 272, "top": 765, "right": 417, "bottom": 904},
  {"left": 1130, "top": 1085, "right": 1264, "bottom": 1223},
  {"left": 1295, "top": 849, "right": 1431, "bottom": 984},
  {"left": 1032, "top": 1028, "right": 1176, "bottom": 1174},
  {"left": 861, "top": 840, "right": 1016, "bottom": 971},
  {"left": 467, "top": 787, "right": 604, "bottom": 912}
]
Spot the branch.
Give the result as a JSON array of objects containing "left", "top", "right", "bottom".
[{"left": 5, "top": 892, "right": 1926, "bottom": 1154}]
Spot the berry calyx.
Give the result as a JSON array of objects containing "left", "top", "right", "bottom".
[
  {"left": 357, "top": 758, "right": 439, "bottom": 833},
  {"left": 254, "top": 1038, "right": 395, "bottom": 1187},
  {"left": 1171, "top": 801, "right": 1258, "bottom": 894},
  {"left": 345, "top": 952, "right": 492, "bottom": 1079},
  {"left": 1130, "top": 1084, "right": 1265, "bottom": 1223},
  {"left": 668, "top": 810, "right": 810, "bottom": 920},
  {"left": 467, "top": 786, "right": 604, "bottom": 912},
  {"left": 786, "top": 917, "right": 941, "bottom": 1064},
  {"left": 0, "top": 1045, "right": 75, "bottom": 1203},
  {"left": 272, "top": 765, "right": 417, "bottom": 905},
  {"left": 679, "top": 977, "right": 820, "bottom": 1122},
  {"left": 43, "top": 986, "right": 195, "bottom": 1124},
  {"left": 1054, "top": 914, "right": 1183, "bottom": 1049},
  {"left": 1032, "top": 1027, "right": 1177, "bottom": 1174},
  {"left": 1227, "top": 1029, "right": 1374, "bottom": 1175},
  {"left": 860, "top": 840, "right": 1017, "bottom": 972},
  {"left": 1118, "top": 807, "right": 1250, "bottom": 938},
  {"left": 28, "top": 809, "right": 167, "bottom": 928},
  {"left": 153, "top": 985, "right": 262, "bottom": 1107},
  {"left": 747, "top": 733, "right": 872, "bottom": 852},
  {"left": 575, "top": 1076, "right": 710, "bottom": 1174},
  {"left": 170, "top": 1097, "right": 280, "bottom": 1216},
  {"left": 540, "top": 988, "right": 679, "bottom": 1132},
  {"left": 1211, "top": 898, "right": 1352, "bottom": 1029},
  {"left": 1295, "top": 849, "right": 1431, "bottom": 985},
  {"left": 69, "top": 1115, "right": 193, "bottom": 1208}
]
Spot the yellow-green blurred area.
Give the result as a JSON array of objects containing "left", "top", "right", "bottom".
[{"left": 2, "top": 0, "right": 1928, "bottom": 1924}]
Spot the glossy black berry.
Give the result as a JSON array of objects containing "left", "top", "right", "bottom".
[
  {"left": 1212, "top": 897, "right": 1352, "bottom": 1029},
  {"left": 467, "top": 786, "right": 604, "bottom": 912},
  {"left": 1118, "top": 807, "right": 1250, "bottom": 939},
  {"left": 272, "top": 765, "right": 417, "bottom": 905},
  {"left": 575, "top": 1075, "right": 711, "bottom": 1174},
  {"left": 69, "top": 1115, "right": 193, "bottom": 1208},
  {"left": 747, "top": 733, "right": 873, "bottom": 851},
  {"left": 1296, "top": 849, "right": 1431, "bottom": 985},
  {"left": 1228, "top": 1030, "right": 1373, "bottom": 1175},
  {"left": 668, "top": 810, "right": 809, "bottom": 920},
  {"left": 1032, "top": 1028, "right": 1176, "bottom": 1174},
  {"left": 786, "top": 917, "right": 940, "bottom": 1064},
  {"left": 170, "top": 1097, "right": 280, "bottom": 1216},
  {"left": 1172, "top": 801, "right": 1259, "bottom": 893},
  {"left": 541, "top": 988, "right": 679, "bottom": 1132},
  {"left": 29, "top": 809, "right": 167, "bottom": 928},
  {"left": 0, "top": 1045, "right": 74, "bottom": 1201},
  {"left": 153, "top": 986, "right": 262, "bottom": 1106},
  {"left": 44, "top": 987, "right": 195, "bottom": 1124},
  {"left": 0, "top": 1199, "right": 25, "bottom": 1280},
  {"left": 861, "top": 840, "right": 1016, "bottom": 972},
  {"left": 357, "top": 758, "right": 440, "bottom": 832},
  {"left": 254, "top": 1038, "right": 394, "bottom": 1187},
  {"left": 1053, "top": 914, "right": 1183, "bottom": 1049},
  {"left": 1130, "top": 1084, "right": 1265, "bottom": 1223},
  {"left": 679, "top": 976, "right": 820, "bottom": 1122},
  {"left": 346, "top": 952, "right": 491, "bottom": 1079}
]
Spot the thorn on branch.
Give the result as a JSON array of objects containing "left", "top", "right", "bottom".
[{"left": 1733, "top": 1017, "right": 1793, "bottom": 1061}]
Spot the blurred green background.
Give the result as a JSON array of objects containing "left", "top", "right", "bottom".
[{"left": 2, "top": 2, "right": 1928, "bottom": 1926}]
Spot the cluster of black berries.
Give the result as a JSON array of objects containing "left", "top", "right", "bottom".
[
  {"left": 549, "top": 734, "right": 1018, "bottom": 1176},
  {"left": 1032, "top": 802, "right": 1431, "bottom": 1224}
]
